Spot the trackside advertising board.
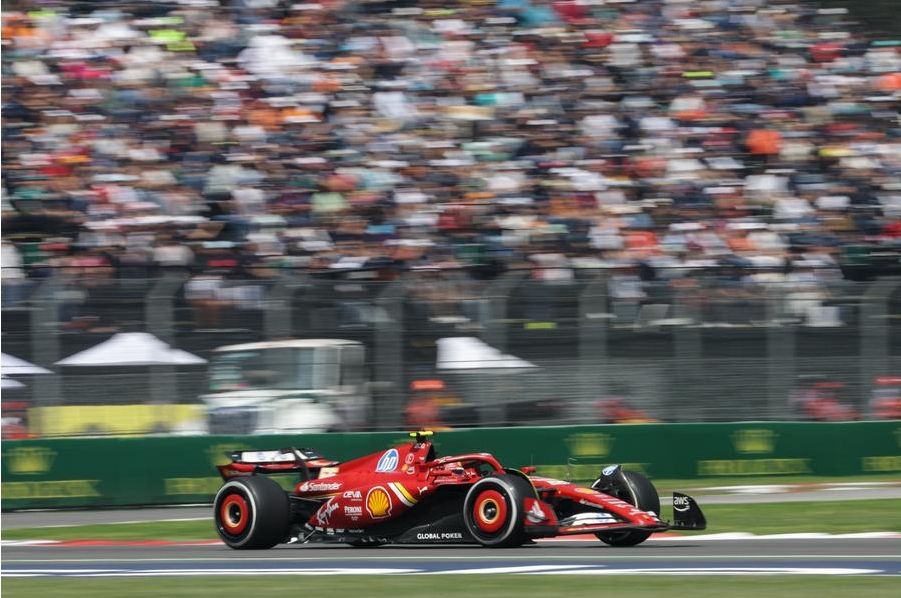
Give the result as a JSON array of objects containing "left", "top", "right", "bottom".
[{"left": 2, "top": 422, "right": 900, "bottom": 510}]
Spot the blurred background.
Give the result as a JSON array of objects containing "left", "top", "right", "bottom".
[{"left": 2, "top": 0, "right": 900, "bottom": 438}]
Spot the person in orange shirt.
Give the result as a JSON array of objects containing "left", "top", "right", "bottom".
[
  {"left": 746, "top": 129, "right": 782, "bottom": 155},
  {"left": 2, "top": 14, "right": 52, "bottom": 49},
  {"left": 745, "top": 129, "right": 782, "bottom": 169},
  {"left": 246, "top": 100, "right": 281, "bottom": 132}
]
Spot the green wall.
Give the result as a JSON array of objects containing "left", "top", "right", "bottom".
[{"left": 3, "top": 422, "right": 900, "bottom": 511}]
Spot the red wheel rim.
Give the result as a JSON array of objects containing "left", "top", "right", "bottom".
[
  {"left": 472, "top": 489, "right": 507, "bottom": 533},
  {"left": 220, "top": 494, "right": 249, "bottom": 535}
]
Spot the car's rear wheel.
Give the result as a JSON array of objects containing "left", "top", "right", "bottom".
[
  {"left": 462, "top": 474, "right": 533, "bottom": 548},
  {"left": 592, "top": 470, "right": 660, "bottom": 547},
  {"left": 214, "top": 476, "right": 290, "bottom": 549}
]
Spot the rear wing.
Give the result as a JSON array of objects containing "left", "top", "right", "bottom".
[{"left": 216, "top": 447, "right": 339, "bottom": 481}]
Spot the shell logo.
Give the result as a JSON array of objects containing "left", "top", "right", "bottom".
[{"left": 366, "top": 486, "right": 392, "bottom": 519}]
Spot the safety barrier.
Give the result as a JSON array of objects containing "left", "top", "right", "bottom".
[{"left": 2, "top": 422, "right": 900, "bottom": 511}]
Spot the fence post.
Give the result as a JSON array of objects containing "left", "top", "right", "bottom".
[
  {"left": 374, "top": 278, "right": 407, "bottom": 430},
  {"left": 483, "top": 270, "right": 526, "bottom": 353},
  {"left": 767, "top": 283, "right": 795, "bottom": 419},
  {"left": 31, "top": 277, "right": 62, "bottom": 411},
  {"left": 860, "top": 277, "right": 901, "bottom": 413},
  {"left": 672, "top": 285, "right": 704, "bottom": 421},
  {"left": 577, "top": 272, "right": 611, "bottom": 423},
  {"left": 264, "top": 272, "right": 307, "bottom": 340},
  {"left": 146, "top": 272, "right": 187, "bottom": 345},
  {"left": 146, "top": 272, "right": 188, "bottom": 403}
]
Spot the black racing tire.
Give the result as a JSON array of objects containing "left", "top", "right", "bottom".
[
  {"left": 214, "top": 476, "right": 290, "bottom": 549},
  {"left": 592, "top": 470, "right": 660, "bottom": 547},
  {"left": 462, "top": 474, "right": 534, "bottom": 548}
]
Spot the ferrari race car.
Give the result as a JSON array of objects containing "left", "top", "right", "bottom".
[{"left": 213, "top": 432, "right": 706, "bottom": 549}]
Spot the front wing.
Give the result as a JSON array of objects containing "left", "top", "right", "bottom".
[{"left": 526, "top": 491, "right": 707, "bottom": 538}]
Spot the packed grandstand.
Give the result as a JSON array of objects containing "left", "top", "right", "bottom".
[
  {"left": 2, "top": 0, "right": 899, "bottom": 286},
  {"left": 2, "top": 1, "right": 900, "bottom": 434}
]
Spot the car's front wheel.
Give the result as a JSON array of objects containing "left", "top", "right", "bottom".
[
  {"left": 214, "top": 476, "right": 290, "bottom": 549},
  {"left": 591, "top": 470, "right": 660, "bottom": 547}
]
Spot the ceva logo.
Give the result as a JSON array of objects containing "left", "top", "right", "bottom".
[
  {"left": 5, "top": 447, "right": 56, "bottom": 475},
  {"left": 565, "top": 433, "right": 614, "bottom": 458},
  {"left": 731, "top": 429, "right": 777, "bottom": 455}
]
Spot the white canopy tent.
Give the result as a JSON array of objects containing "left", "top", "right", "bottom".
[
  {"left": 435, "top": 337, "right": 542, "bottom": 426},
  {"left": 2, "top": 376, "right": 25, "bottom": 389},
  {"left": 436, "top": 337, "right": 537, "bottom": 371},
  {"left": 55, "top": 332, "right": 207, "bottom": 367},
  {"left": 1, "top": 352, "right": 52, "bottom": 375}
]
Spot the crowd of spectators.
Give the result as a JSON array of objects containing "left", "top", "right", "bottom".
[{"left": 2, "top": 0, "right": 900, "bottom": 299}]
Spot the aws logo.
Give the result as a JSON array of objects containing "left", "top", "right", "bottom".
[
  {"left": 366, "top": 486, "right": 392, "bottom": 519},
  {"left": 5, "top": 447, "right": 56, "bottom": 475},
  {"left": 565, "top": 433, "right": 614, "bottom": 458},
  {"left": 731, "top": 429, "right": 777, "bottom": 455}
]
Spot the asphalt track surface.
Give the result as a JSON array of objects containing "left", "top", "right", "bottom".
[
  {"left": 3, "top": 537, "right": 901, "bottom": 577},
  {"left": 3, "top": 486, "right": 901, "bottom": 577}
]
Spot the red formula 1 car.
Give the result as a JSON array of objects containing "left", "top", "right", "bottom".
[{"left": 213, "top": 432, "right": 706, "bottom": 549}]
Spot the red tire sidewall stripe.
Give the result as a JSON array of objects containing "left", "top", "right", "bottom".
[{"left": 473, "top": 489, "right": 507, "bottom": 533}]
